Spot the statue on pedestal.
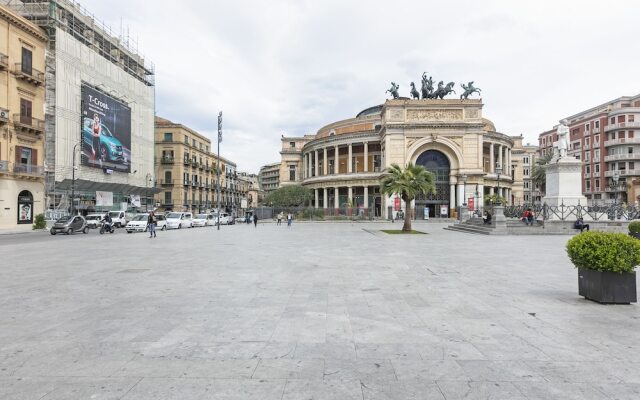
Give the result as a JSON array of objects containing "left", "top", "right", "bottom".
[
  {"left": 556, "top": 120, "right": 569, "bottom": 159},
  {"left": 460, "top": 81, "right": 482, "bottom": 99}
]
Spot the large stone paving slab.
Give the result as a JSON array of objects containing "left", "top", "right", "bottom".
[{"left": 0, "top": 222, "right": 638, "bottom": 399}]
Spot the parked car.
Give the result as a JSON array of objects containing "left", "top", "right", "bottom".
[
  {"left": 206, "top": 214, "right": 217, "bottom": 226},
  {"left": 192, "top": 214, "right": 209, "bottom": 227},
  {"left": 50, "top": 215, "right": 88, "bottom": 235},
  {"left": 82, "top": 117, "right": 126, "bottom": 164},
  {"left": 108, "top": 211, "right": 128, "bottom": 228},
  {"left": 235, "top": 215, "right": 247, "bottom": 223},
  {"left": 210, "top": 212, "right": 232, "bottom": 225},
  {"left": 85, "top": 214, "right": 103, "bottom": 229},
  {"left": 125, "top": 213, "right": 168, "bottom": 233},
  {"left": 165, "top": 212, "right": 193, "bottom": 229}
]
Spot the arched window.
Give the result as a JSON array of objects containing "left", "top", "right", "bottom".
[
  {"left": 17, "top": 190, "right": 33, "bottom": 224},
  {"left": 415, "top": 150, "right": 450, "bottom": 202}
]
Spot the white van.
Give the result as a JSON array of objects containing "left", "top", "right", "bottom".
[
  {"left": 108, "top": 211, "right": 129, "bottom": 228},
  {"left": 165, "top": 212, "right": 193, "bottom": 229}
]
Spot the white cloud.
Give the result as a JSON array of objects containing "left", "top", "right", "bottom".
[{"left": 82, "top": 0, "right": 640, "bottom": 169}]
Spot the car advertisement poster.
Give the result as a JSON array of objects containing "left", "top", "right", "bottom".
[{"left": 80, "top": 83, "right": 131, "bottom": 172}]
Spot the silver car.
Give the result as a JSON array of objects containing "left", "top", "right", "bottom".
[{"left": 50, "top": 215, "right": 88, "bottom": 235}]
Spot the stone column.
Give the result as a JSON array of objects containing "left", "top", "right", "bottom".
[
  {"left": 477, "top": 184, "right": 484, "bottom": 209},
  {"left": 489, "top": 187, "right": 494, "bottom": 196},
  {"left": 489, "top": 143, "right": 495, "bottom": 173},
  {"left": 314, "top": 188, "right": 319, "bottom": 209},
  {"left": 323, "top": 148, "right": 328, "bottom": 176},
  {"left": 334, "top": 187, "right": 340, "bottom": 215},
  {"left": 347, "top": 186, "right": 353, "bottom": 216},
  {"left": 457, "top": 183, "right": 464, "bottom": 207},
  {"left": 323, "top": 188, "right": 328, "bottom": 214},
  {"left": 314, "top": 149, "right": 319, "bottom": 177},
  {"left": 364, "top": 186, "right": 369, "bottom": 208},
  {"left": 348, "top": 144, "right": 353, "bottom": 173},
  {"left": 449, "top": 183, "right": 456, "bottom": 213},
  {"left": 498, "top": 145, "right": 503, "bottom": 172},
  {"left": 364, "top": 142, "right": 369, "bottom": 172},
  {"left": 334, "top": 145, "right": 339, "bottom": 174},
  {"left": 302, "top": 153, "right": 306, "bottom": 179}
]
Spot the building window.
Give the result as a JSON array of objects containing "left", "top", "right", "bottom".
[
  {"left": 629, "top": 147, "right": 634, "bottom": 154},
  {"left": 193, "top": 139, "right": 197, "bottom": 147},
  {"left": 595, "top": 179, "right": 600, "bottom": 190},
  {"left": 524, "top": 181, "right": 530, "bottom": 189},
  {"left": 289, "top": 165, "right": 296, "bottom": 181},
  {"left": 585, "top": 123, "right": 590, "bottom": 131},
  {"left": 594, "top": 135, "right": 600, "bottom": 146},
  {"left": 595, "top": 120, "right": 600, "bottom": 129},
  {"left": 164, "top": 192, "right": 172, "bottom": 204},
  {"left": 585, "top": 165, "right": 590, "bottom": 174},
  {"left": 630, "top": 162, "right": 635, "bottom": 170},
  {"left": 523, "top": 168, "right": 530, "bottom": 176},
  {"left": 164, "top": 133, "right": 173, "bottom": 142},
  {"left": 289, "top": 142, "right": 296, "bottom": 149},
  {"left": 594, "top": 149, "right": 600, "bottom": 159},
  {"left": 611, "top": 117, "right": 615, "bottom": 125},
  {"left": 584, "top": 152, "right": 590, "bottom": 162},
  {"left": 184, "top": 135, "right": 189, "bottom": 144},
  {"left": 595, "top": 163, "right": 600, "bottom": 173},
  {"left": 584, "top": 137, "right": 590, "bottom": 146},
  {"left": 629, "top": 115, "right": 635, "bottom": 122},
  {"left": 585, "top": 180, "right": 590, "bottom": 190},
  {"left": 21, "top": 48, "right": 32, "bottom": 74},
  {"left": 523, "top": 156, "right": 529, "bottom": 164}
]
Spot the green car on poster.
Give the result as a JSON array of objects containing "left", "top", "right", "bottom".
[{"left": 82, "top": 117, "right": 125, "bottom": 163}]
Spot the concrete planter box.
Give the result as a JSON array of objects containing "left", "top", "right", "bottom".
[{"left": 578, "top": 268, "right": 637, "bottom": 304}]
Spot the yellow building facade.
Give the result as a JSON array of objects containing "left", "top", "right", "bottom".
[{"left": 0, "top": 5, "right": 47, "bottom": 229}]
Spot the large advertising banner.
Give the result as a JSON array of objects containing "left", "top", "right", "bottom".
[{"left": 80, "top": 83, "right": 132, "bottom": 172}]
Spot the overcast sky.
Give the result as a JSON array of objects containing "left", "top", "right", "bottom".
[{"left": 82, "top": 0, "right": 640, "bottom": 173}]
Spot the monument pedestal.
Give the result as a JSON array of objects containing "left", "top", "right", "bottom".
[
  {"left": 493, "top": 205, "right": 507, "bottom": 233},
  {"left": 543, "top": 157, "right": 587, "bottom": 209}
]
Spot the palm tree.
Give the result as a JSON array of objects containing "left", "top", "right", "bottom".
[
  {"left": 531, "top": 152, "right": 554, "bottom": 195},
  {"left": 380, "top": 163, "right": 436, "bottom": 232}
]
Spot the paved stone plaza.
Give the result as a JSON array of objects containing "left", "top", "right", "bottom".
[{"left": 1, "top": 222, "right": 639, "bottom": 399}]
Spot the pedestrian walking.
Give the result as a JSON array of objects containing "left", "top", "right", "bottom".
[
  {"left": 287, "top": 212, "right": 293, "bottom": 227},
  {"left": 277, "top": 212, "right": 283, "bottom": 226},
  {"left": 147, "top": 211, "right": 157, "bottom": 238},
  {"left": 253, "top": 213, "right": 258, "bottom": 228}
]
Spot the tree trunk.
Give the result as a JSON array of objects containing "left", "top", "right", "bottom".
[{"left": 403, "top": 198, "right": 412, "bottom": 232}]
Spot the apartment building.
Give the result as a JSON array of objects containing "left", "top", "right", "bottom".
[{"left": 0, "top": 5, "right": 47, "bottom": 229}]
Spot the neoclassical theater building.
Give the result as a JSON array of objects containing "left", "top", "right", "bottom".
[{"left": 279, "top": 99, "right": 527, "bottom": 218}]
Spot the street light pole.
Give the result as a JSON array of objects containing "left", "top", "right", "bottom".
[
  {"left": 217, "top": 111, "right": 222, "bottom": 231},
  {"left": 495, "top": 162, "right": 502, "bottom": 206},
  {"left": 71, "top": 143, "right": 79, "bottom": 215}
]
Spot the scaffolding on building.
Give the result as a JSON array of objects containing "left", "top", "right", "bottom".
[{"left": 1, "top": 0, "right": 155, "bottom": 210}]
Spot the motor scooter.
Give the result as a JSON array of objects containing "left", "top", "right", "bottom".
[{"left": 100, "top": 220, "right": 115, "bottom": 234}]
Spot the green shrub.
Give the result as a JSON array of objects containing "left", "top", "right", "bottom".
[
  {"left": 566, "top": 231, "right": 640, "bottom": 273},
  {"left": 33, "top": 213, "right": 46, "bottom": 230},
  {"left": 629, "top": 221, "right": 640, "bottom": 234}
]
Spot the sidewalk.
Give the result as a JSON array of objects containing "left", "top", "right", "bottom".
[{"left": 0, "top": 227, "right": 47, "bottom": 236}]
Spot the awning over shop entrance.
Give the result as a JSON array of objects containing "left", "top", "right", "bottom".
[{"left": 55, "top": 179, "right": 163, "bottom": 196}]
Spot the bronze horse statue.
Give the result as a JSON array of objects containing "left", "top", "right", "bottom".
[
  {"left": 433, "top": 81, "right": 456, "bottom": 99},
  {"left": 421, "top": 72, "right": 435, "bottom": 99},
  {"left": 460, "top": 81, "right": 482, "bottom": 99},
  {"left": 410, "top": 82, "right": 420, "bottom": 99},
  {"left": 386, "top": 82, "right": 400, "bottom": 99}
]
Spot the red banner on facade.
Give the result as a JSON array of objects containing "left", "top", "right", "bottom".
[
  {"left": 468, "top": 198, "right": 474, "bottom": 211},
  {"left": 394, "top": 197, "right": 401, "bottom": 211}
]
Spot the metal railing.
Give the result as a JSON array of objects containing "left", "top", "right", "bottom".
[
  {"left": 159, "top": 156, "right": 175, "bottom": 164},
  {"left": 13, "top": 163, "right": 45, "bottom": 176},
  {"left": 502, "top": 203, "right": 639, "bottom": 221}
]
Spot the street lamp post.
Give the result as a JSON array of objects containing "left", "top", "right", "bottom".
[
  {"left": 217, "top": 111, "right": 222, "bottom": 231},
  {"left": 495, "top": 162, "right": 503, "bottom": 206},
  {"left": 71, "top": 143, "right": 80, "bottom": 215},
  {"left": 146, "top": 173, "right": 152, "bottom": 211}
]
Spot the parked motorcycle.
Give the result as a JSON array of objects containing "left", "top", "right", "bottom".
[{"left": 99, "top": 220, "right": 115, "bottom": 234}]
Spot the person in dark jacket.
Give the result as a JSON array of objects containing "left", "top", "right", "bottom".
[
  {"left": 147, "top": 211, "right": 157, "bottom": 238},
  {"left": 253, "top": 214, "right": 258, "bottom": 228}
]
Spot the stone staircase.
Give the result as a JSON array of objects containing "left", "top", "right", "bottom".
[
  {"left": 444, "top": 217, "right": 494, "bottom": 235},
  {"left": 445, "top": 217, "right": 550, "bottom": 235}
]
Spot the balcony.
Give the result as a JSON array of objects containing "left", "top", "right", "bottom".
[
  {"left": 183, "top": 158, "right": 190, "bottom": 165},
  {"left": 593, "top": 127, "right": 600, "bottom": 134},
  {"left": 159, "top": 179, "right": 174, "bottom": 186},
  {"left": 604, "top": 153, "right": 639, "bottom": 162},
  {"left": 11, "top": 163, "right": 45, "bottom": 177},
  {"left": 605, "top": 169, "right": 640, "bottom": 177},
  {"left": 604, "top": 137, "right": 640, "bottom": 147},
  {"left": 584, "top": 172, "right": 591, "bottom": 179},
  {"left": 13, "top": 114, "right": 45, "bottom": 134},
  {"left": 0, "top": 53, "right": 7, "bottom": 70},
  {"left": 160, "top": 156, "right": 175, "bottom": 164},
  {"left": 198, "top": 163, "right": 204, "bottom": 170},
  {"left": 13, "top": 63, "right": 44, "bottom": 86},
  {"left": 605, "top": 121, "right": 640, "bottom": 132},
  {"left": 191, "top": 161, "right": 197, "bottom": 169},
  {"left": 183, "top": 180, "right": 189, "bottom": 186}
]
